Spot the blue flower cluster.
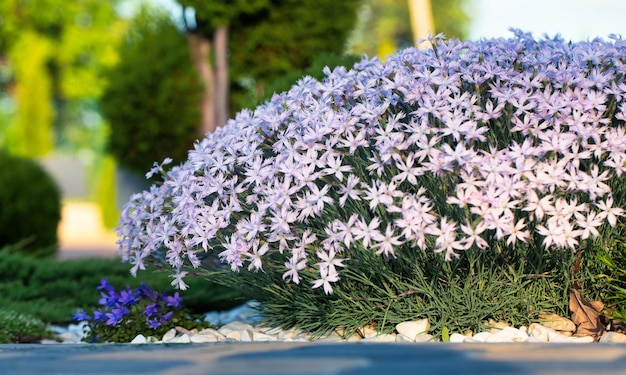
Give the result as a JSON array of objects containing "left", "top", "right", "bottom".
[{"left": 74, "top": 278, "right": 183, "bottom": 330}]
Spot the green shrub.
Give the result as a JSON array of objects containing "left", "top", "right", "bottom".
[
  {"left": 0, "top": 247, "right": 246, "bottom": 324},
  {"left": 0, "top": 151, "right": 60, "bottom": 256},
  {"left": 101, "top": 7, "right": 201, "bottom": 177}
]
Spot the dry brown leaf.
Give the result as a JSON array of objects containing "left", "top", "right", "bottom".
[{"left": 570, "top": 285, "right": 605, "bottom": 339}]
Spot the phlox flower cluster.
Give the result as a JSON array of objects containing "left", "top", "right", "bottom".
[
  {"left": 73, "top": 279, "right": 189, "bottom": 342},
  {"left": 117, "top": 30, "right": 626, "bottom": 295}
]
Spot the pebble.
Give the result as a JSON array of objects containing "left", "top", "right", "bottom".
[
  {"left": 41, "top": 303, "right": 626, "bottom": 345},
  {"left": 599, "top": 332, "right": 626, "bottom": 343},
  {"left": 396, "top": 319, "right": 430, "bottom": 340},
  {"left": 537, "top": 312, "right": 576, "bottom": 333}
]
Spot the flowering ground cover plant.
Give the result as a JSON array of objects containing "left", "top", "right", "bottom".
[
  {"left": 74, "top": 279, "right": 212, "bottom": 343},
  {"left": 117, "top": 30, "right": 626, "bottom": 338}
]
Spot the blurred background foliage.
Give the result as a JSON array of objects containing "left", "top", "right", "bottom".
[{"left": 0, "top": 0, "right": 469, "bottom": 246}]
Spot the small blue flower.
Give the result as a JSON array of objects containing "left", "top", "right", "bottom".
[
  {"left": 148, "top": 318, "right": 162, "bottom": 330},
  {"left": 143, "top": 303, "right": 159, "bottom": 318},
  {"left": 164, "top": 292, "right": 183, "bottom": 308},
  {"left": 138, "top": 282, "right": 158, "bottom": 301},
  {"left": 93, "top": 309, "right": 107, "bottom": 323},
  {"left": 105, "top": 307, "right": 130, "bottom": 326},
  {"left": 99, "top": 291, "right": 119, "bottom": 307},
  {"left": 97, "top": 278, "right": 115, "bottom": 293},
  {"left": 72, "top": 310, "right": 91, "bottom": 322},
  {"left": 118, "top": 287, "right": 139, "bottom": 306},
  {"left": 160, "top": 311, "right": 174, "bottom": 323}
]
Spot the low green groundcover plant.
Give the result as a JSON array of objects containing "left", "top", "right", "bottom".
[
  {"left": 117, "top": 31, "right": 626, "bottom": 338},
  {"left": 74, "top": 279, "right": 214, "bottom": 343},
  {"left": 0, "top": 310, "right": 53, "bottom": 344},
  {"left": 0, "top": 246, "right": 245, "bottom": 325}
]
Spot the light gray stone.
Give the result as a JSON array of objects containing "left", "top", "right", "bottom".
[
  {"left": 162, "top": 328, "right": 177, "bottom": 342},
  {"left": 396, "top": 319, "right": 430, "bottom": 340},
  {"left": 130, "top": 334, "right": 147, "bottom": 344},
  {"left": 170, "top": 333, "right": 191, "bottom": 344},
  {"left": 600, "top": 332, "right": 626, "bottom": 343},
  {"left": 538, "top": 312, "right": 576, "bottom": 333},
  {"left": 240, "top": 329, "right": 254, "bottom": 342},
  {"left": 413, "top": 333, "right": 435, "bottom": 343},
  {"left": 190, "top": 334, "right": 218, "bottom": 343},
  {"left": 484, "top": 327, "right": 528, "bottom": 343},
  {"left": 197, "top": 328, "right": 225, "bottom": 340},
  {"left": 218, "top": 321, "right": 255, "bottom": 334},
  {"left": 449, "top": 333, "right": 467, "bottom": 343},
  {"left": 252, "top": 331, "right": 278, "bottom": 342},
  {"left": 360, "top": 334, "right": 396, "bottom": 343},
  {"left": 395, "top": 334, "right": 415, "bottom": 343},
  {"left": 528, "top": 323, "right": 551, "bottom": 342}
]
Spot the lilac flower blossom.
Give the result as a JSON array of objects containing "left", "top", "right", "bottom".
[{"left": 117, "top": 31, "right": 626, "bottom": 295}]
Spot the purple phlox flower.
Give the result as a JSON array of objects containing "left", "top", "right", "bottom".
[
  {"left": 148, "top": 318, "right": 162, "bottom": 330},
  {"left": 160, "top": 311, "right": 174, "bottom": 323},
  {"left": 164, "top": 292, "right": 183, "bottom": 308},
  {"left": 96, "top": 278, "right": 115, "bottom": 293},
  {"left": 118, "top": 287, "right": 139, "bottom": 306},
  {"left": 72, "top": 310, "right": 91, "bottom": 322},
  {"left": 144, "top": 303, "right": 160, "bottom": 318}
]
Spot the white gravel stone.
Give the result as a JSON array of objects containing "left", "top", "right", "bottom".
[
  {"left": 239, "top": 329, "right": 254, "bottom": 342},
  {"left": 162, "top": 328, "right": 177, "bottom": 342},
  {"left": 449, "top": 333, "right": 467, "bottom": 343},
  {"left": 413, "top": 334, "right": 435, "bottom": 343},
  {"left": 170, "top": 333, "right": 191, "bottom": 344},
  {"left": 361, "top": 333, "right": 396, "bottom": 343},
  {"left": 467, "top": 331, "right": 493, "bottom": 343},
  {"left": 568, "top": 335, "right": 595, "bottom": 343},
  {"left": 538, "top": 312, "right": 576, "bottom": 333},
  {"left": 190, "top": 333, "right": 218, "bottom": 343},
  {"left": 218, "top": 321, "right": 255, "bottom": 333},
  {"left": 528, "top": 323, "right": 551, "bottom": 342},
  {"left": 252, "top": 331, "right": 279, "bottom": 342},
  {"left": 395, "top": 334, "right": 414, "bottom": 343},
  {"left": 197, "top": 328, "right": 225, "bottom": 340},
  {"left": 484, "top": 327, "right": 528, "bottom": 343},
  {"left": 130, "top": 334, "right": 147, "bottom": 344},
  {"left": 395, "top": 319, "right": 430, "bottom": 340},
  {"left": 600, "top": 332, "right": 626, "bottom": 343}
]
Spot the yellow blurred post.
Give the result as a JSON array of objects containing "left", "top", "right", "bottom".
[{"left": 408, "top": 0, "right": 435, "bottom": 49}]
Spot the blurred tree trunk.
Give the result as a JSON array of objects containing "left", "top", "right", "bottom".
[
  {"left": 213, "top": 26, "right": 229, "bottom": 129},
  {"left": 186, "top": 32, "right": 216, "bottom": 135},
  {"left": 408, "top": 0, "right": 434, "bottom": 48}
]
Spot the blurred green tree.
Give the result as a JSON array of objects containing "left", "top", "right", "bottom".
[
  {"left": 101, "top": 7, "right": 202, "bottom": 177},
  {"left": 0, "top": 0, "right": 124, "bottom": 156},
  {"left": 347, "top": 0, "right": 470, "bottom": 58},
  {"left": 177, "top": 0, "right": 360, "bottom": 130}
]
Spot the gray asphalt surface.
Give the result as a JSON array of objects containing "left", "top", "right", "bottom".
[{"left": 2, "top": 342, "right": 626, "bottom": 375}]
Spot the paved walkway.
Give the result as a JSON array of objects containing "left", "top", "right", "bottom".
[{"left": 1, "top": 342, "right": 626, "bottom": 375}]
